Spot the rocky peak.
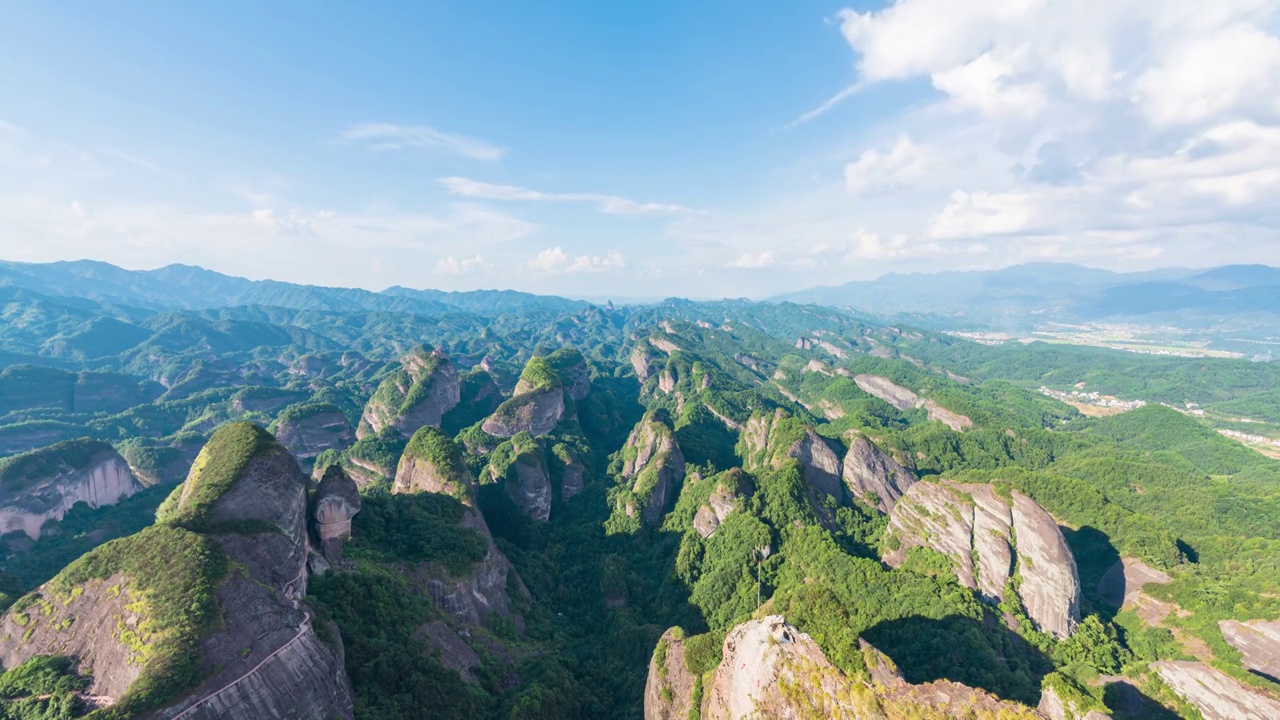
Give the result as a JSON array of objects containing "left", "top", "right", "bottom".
[
  {"left": 274, "top": 402, "right": 356, "bottom": 472},
  {"left": 0, "top": 438, "right": 142, "bottom": 540},
  {"left": 883, "top": 480, "right": 1081, "bottom": 639},
  {"left": 1153, "top": 660, "right": 1280, "bottom": 719},
  {"left": 313, "top": 464, "right": 361, "bottom": 561},
  {"left": 854, "top": 374, "right": 973, "bottom": 431},
  {"left": 1219, "top": 618, "right": 1280, "bottom": 683},
  {"left": 691, "top": 468, "right": 750, "bottom": 539},
  {"left": 740, "top": 409, "right": 842, "bottom": 502},
  {"left": 481, "top": 356, "right": 566, "bottom": 437},
  {"left": 357, "top": 346, "right": 461, "bottom": 439},
  {"left": 644, "top": 628, "right": 697, "bottom": 720},
  {"left": 489, "top": 433, "right": 552, "bottom": 522},
  {"left": 393, "top": 426, "right": 476, "bottom": 502},
  {"left": 620, "top": 412, "right": 686, "bottom": 524},
  {"left": 544, "top": 346, "right": 591, "bottom": 401},
  {"left": 841, "top": 432, "right": 917, "bottom": 513},
  {"left": 0, "top": 422, "right": 354, "bottom": 719}
]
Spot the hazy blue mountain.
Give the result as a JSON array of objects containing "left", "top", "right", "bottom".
[
  {"left": 0, "top": 260, "right": 584, "bottom": 316},
  {"left": 776, "top": 262, "right": 1280, "bottom": 334}
]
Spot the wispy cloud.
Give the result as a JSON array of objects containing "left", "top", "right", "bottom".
[
  {"left": 98, "top": 147, "right": 180, "bottom": 180},
  {"left": 342, "top": 123, "right": 504, "bottom": 161},
  {"left": 783, "top": 81, "right": 866, "bottom": 129},
  {"left": 439, "top": 177, "right": 695, "bottom": 216},
  {"left": 435, "top": 254, "right": 491, "bottom": 275}
]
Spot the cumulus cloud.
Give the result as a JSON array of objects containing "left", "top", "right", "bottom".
[
  {"left": 528, "top": 246, "right": 627, "bottom": 274},
  {"left": 777, "top": 0, "right": 1280, "bottom": 272},
  {"left": 435, "top": 254, "right": 490, "bottom": 275},
  {"left": 845, "top": 135, "right": 932, "bottom": 194},
  {"left": 342, "top": 123, "right": 504, "bottom": 161},
  {"left": 727, "top": 251, "right": 776, "bottom": 268},
  {"left": 439, "top": 177, "right": 694, "bottom": 216}
]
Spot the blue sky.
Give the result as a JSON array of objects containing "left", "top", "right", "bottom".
[{"left": 3, "top": 1, "right": 1280, "bottom": 298}]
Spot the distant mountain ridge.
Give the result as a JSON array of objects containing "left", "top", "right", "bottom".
[
  {"left": 775, "top": 262, "right": 1280, "bottom": 334},
  {"left": 0, "top": 260, "right": 587, "bottom": 316}
]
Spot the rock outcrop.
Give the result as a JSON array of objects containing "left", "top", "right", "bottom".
[
  {"left": 841, "top": 433, "right": 917, "bottom": 513},
  {"left": 693, "top": 616, "right": 1042, "bottom": 720},
  {"left": 544, "top": 347, "right": 591, "bottom": 401},
  {"left": 0, "top": 439, "right": 143, "bottom": 540},
  {"left": 644, "top": 628, "right": 697, "bottom": 720},
  {"left": 482, "top": 356, "right": 569, "bottom": 437},
  {"left": 1038, "top": 681, "right": 1111, "bottom": 720},
  {"left": 691, "top": 469, "right": 750, "bottom": 539},
  {"left": 884, "top": 481, "right": 1081, "bottom": 638},
  {"left": 393, "top": 429, "right": 525, "bottom": 627},
  {"left": 1220, "top": 618, "right": 1280, "bottom": 682},
  {"left": 1153, "top": 660, "right": 1280, "bottom": 720},
  {"left": 620, "top": 413, "right": 686, "bottom": 524},
  {"left": 312, "top": 465, "right": 361, "bottom": 561},
  {"left": 551, "top": 445, "right": 587, "bottom": 501},
  {"left": 357, "top": 347, "right": 461, "bottom": 439},
  {"left": 854, "top": 374, "right": 973, "bottom": 431},
  {"left": 490, "top": 435, "right": 552, "bottom": 522},
  {"left": 0, "top": 423, "right": 354, "bottom": 719},
  {"left": 740, "top": 410, "right": 842, "bottom": 502},
  {"left": 274, "top": 402, "right": 355, "bottom": 471}
]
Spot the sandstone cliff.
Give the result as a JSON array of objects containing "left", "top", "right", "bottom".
[
  {"left": 392, "top": 429, "right": 525, "bottom": 628},
  {"left": 312, "top": 465, "right": 361, "bottom": 562},
  {"left": 489, "top": 433, "right": 553, "bottom": 522},
  {"left": 1153, "top": 660, "right": 1280, "bottom": 720},
  {"left": 1220, "top": 618, "right": 1280, "bottom": 682},
  {"left": 0, "top": 422, "right": 355, "bottom": 719},
  {"left": 619, "top": 412, "right": 686, "bottom": 524},
  {"left": 481, "top": 387, "right": 565, "bottom": 437},
  {"left": 883, "top": 481, "right": 1081, "bottom": 638},
  {"left": 357, "top": 347, "right": 461, "bottom": 439},
  {"left": 0, "top": 438, "right": 143, "bottom": 540},
  {"left": 691, "top": 469, "right": 750, "bottom": 539},
  {"left": 274, "top": 402, "right": 355, "bottom": 471},
  {"left": 854, "top": 374, "right": 973, "bottom": 431},
  {"left": 739, "top": 410, "right": 842, "bottom": 502},
  {"left": 690, "top": 616, "right": 1043, "bottom": 720},
  {"left": 644, "top": 628, "right": 697, "bottom": 720},
  {"left": 841, "top": 433, "right": 917, "bottom": 513}
]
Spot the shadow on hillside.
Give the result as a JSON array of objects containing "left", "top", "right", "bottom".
[
  {"left": 1062, "top": 525, "right": 1121, "bottom": 621},
  {"left": 862, "top": 613, "right": 1053, "bottom": 706},
  {"left": 1102, "top": 678, "right": 1182, "bottom": 719}
]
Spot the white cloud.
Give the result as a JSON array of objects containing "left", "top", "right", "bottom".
[
  {"left": 1133, "top": 24, "right": 1280, "bottom": 126},
  {"left": 342, "top": 123, "right": 504, "bottom": 161},
  {"left": 727, "top": 251, "right": 776, "bottom": 268},
  {"left": 845, "top": 135, "right": 932, "bottom": 194},
  {"left": 528, "top": 246, "right": 627, "bottom": 274},
  {"left": 439, "top": 177, "right": 694, "bottom": 216},
  {"left": 435, "top": 254, "right": 490, "bottom": 275},
  {"left": 928, "top": 190, "right": 1037, "bottom": 240}
]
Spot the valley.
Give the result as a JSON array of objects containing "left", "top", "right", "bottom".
[{"left": 0, "top": 261, "right": 1276, "bottom": 719}]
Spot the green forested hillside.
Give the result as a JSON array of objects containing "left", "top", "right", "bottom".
[{"left": 0, "top": 280, "right": 1276, "bottom": 719}]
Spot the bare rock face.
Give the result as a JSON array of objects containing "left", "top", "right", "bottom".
[
  {"left": 313, "top": 465, "right": 361, "bottom": 561},
  {"left": 632, "top": 344, "right": 659, "bottom": 382},
  {"left": 691, "top": 470, "right": 749, "bottom": 539},
  {"left": 854, "top": 374, "right": 973, "bottom": 431},
  {"left": 544, "top": 347, "right": 591, "bottom": 401},
  {"left": 644, "top": 629, "right": 697, "bottom": 720},
  {"left": 275, "top": 402, "right": 356, "bottom": 471},
  {"left": 1096, "top": 557, "right": 1172, "bottom": 610},
  {"left": 1220, "top": 619, "right": 1280, "bottom": 682},
  {"left": 884, "top": 481, "right": 1081, "bottom": 638},
  {"left": 394, "top": 426, "right": 474, "bottom": 500},
  {"left": 621, "top": 413, "right": 686, "bottom": 524},
  {"left": 1153, "top": 661, "right": 1280, "bottom": 720},
  {"left": 1039, "top": 683, "right": 1111, "bottom": 720},
  {"left": 491, "top": 438, "right": 552, "bottom": 522},
  {"left": 740, "top": 410, "right": 842, "bottom": 502},
  {"left": 393, "top": 429, "right": 526, "bottom": 628},
  {"left": 482, "top": 388, "right": 565, "bottom": 437},
  {"left": 357, "top": 347, "right": 461, "bottom": 439},
  {"left": 0, "top": 423, "right": 355, "bottom": 719},
  {"left": 841, "top": 433, "right": 917, "bottom": 513},
  {"left": 696, "top": 616, "right": 1042, "bottom": 720},
  {"left": 553, "top": 447, "right": 587, "bottom": 501},
  {"left": 0, "top": 439, "right": 143, "bottom": 540}
]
